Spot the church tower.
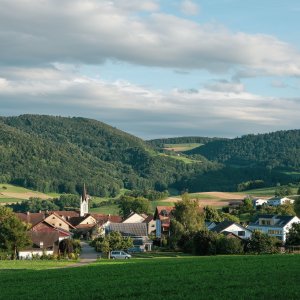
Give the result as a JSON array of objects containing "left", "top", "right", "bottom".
[{"left": 80, "top": 183, "right": 89, "bottom": 217}]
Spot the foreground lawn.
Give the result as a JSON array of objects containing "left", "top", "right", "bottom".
[
  {"left": 0, "top": 260, "right": 76, "bottom": 270},
  {"left": 0, "top": 255, "right": 299, "bottom": 299}
]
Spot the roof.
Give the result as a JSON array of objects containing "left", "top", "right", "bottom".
[
  {"left": 51, "top": 210, "right": 80, "bottom": 218},
  {"left": 15, "top": 212, "right": 45, "bottom": 226},
  {"left": 143, "top": 215, "right": 154, "bottom": 223},
  {"left": 154, "top": 206, "right": 175, "bottom": 220},
  {"left": 248, "top": 214, "right": 297, "bottom": 227},
  {"left": 108, "top": 223, "right": 148, "bottom": 237},
  {"left": 47, "top": 212, "right": 76, "bottom": 229},
  {"left": 222, "top": 231, "right": 243, "bottom": 239},
  {"left": 29, "top": 231, "right": 59, "bottom": 249},
  {"left": 211, "top": 220, "right": 235, "bottom": 233},
  {"left": 90, "top": 213, "right": 122, "bottom": 224},
  {"left": 31, "top": 220, "right": 72, "bottom": 236}
]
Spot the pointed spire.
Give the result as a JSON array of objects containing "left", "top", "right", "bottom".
[{"left": 82, "top": 183, "right": 87, "bottom": 201}]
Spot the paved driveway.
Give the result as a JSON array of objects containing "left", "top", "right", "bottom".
[{"left": 79, "top": 241, "right": 99, "bottom": 263}]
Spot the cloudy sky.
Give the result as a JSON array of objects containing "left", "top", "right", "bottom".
[{"left": 1, "top": 0, "right": 300, "bottom": 139}]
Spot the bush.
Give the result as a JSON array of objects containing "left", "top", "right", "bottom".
[
  {"left": 217, "top": 237, "right": 244, "bottom": 254},
  {"left": 193, "top": 230, "right": 219, "bottom": 255},
  {"left": 245, "top": 231, "right": 281, "bottom": 254}
]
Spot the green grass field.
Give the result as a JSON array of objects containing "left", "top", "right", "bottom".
[
  {"left": 0, "top": 260, "right": 76, "bottom": 270},
  {"left": 0, "top": 255, "right": 299, "bottom": 299},
  {"left": 163, "top": 143, "right": 202, "bottom": 152},
  {"left": 159, "top": 153, "right": 199, "bottom": 164},
  {"left": 237, "top": 187, "right": 276, "bottom": 197}
]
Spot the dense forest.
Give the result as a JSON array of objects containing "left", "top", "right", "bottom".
[
  {"left": 0, "top": 115, "right": 299, "bottom": 196},
  {"left": 0, "top": 115, "right": 218, "bottom": 195},
  {"left": 186, "top": 130, "right": 300, "bottom": 170}
]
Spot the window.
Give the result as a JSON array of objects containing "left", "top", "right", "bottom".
[
  {"left": 238, "top": 231, "right": 245, "bottom": 236},
  {"left": 268, "top": 230, "right": 282, "bottom": 235}
]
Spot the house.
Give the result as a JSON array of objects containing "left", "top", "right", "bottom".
[
  {"left": 143, "top": 215, "right": 156, "bottom": 235},
  {"left": 211, "top": 220, "right": 252, "bottom": 239},
  {"left": 19, "top": 231, "right": 60, "bottom": 259},
  {"left": 267, "top": 197, "right": 294, "bottom": 207},
  {"left": 122, "top": 212, "right": 147, "bottom": 223},
  {"left": 16, "top": 211, "right": 76, "bottom": 232},
  {"left": 205, "top": 221, "right": 217, "bottom": 230},
  {"left": 247, "top": 214, "right": 300, "bottom": 242},
  {"left": 107, "top": 223, "right": 152, "bottom": 251},
  {"left": 253, "top": 198, "right": 269, "bottom": 208},
  {"left": 15, "top": 212, "right": 45, "bottom": 227},
  {"left": 154, "top": 206, "right": 175, "bottom": 237}
]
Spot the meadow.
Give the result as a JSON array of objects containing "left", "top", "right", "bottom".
[{"left": 0, "top": 255, "right": 299, "bottom": 299}]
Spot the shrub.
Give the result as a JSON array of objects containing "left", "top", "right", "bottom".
[
  {"left": 216, "top": 237, "right": 244, "bottom": 255},
  {"left": 193, "top": 230, "right": 219, "bottom": 255},
  {"left": 245, "top": 231, "right": 281, "bottom": 254}
]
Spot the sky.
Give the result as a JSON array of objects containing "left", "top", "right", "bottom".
[{"left": 1, "top": 0, "right": 300, "bottom": 139}]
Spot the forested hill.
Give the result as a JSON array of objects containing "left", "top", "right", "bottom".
[
  {"left": 187, "top": 130, "right": 300, "bottom": 170},
  {"left": 0, "top": 115, "right": 217, "bottom": 196}
]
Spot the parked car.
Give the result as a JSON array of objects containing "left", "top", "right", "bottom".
[{"left": 110, "top": 250, "right": 132, "bottom": 259}]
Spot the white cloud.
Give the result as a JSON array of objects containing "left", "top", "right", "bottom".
[
  {"left": 204, "top": 80, "right": 245, "bottom": 93},
  {"left": 0, "top": 0, "right": 300, "bottom": 77},
  {"left": 1, "top": 67, "right": 299, "bottom": 138},
  {"left": 180, "top": 0, "right": 200, "bottom": 15}
]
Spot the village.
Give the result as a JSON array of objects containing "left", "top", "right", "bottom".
[{"left": 8, "top": 184, "right": 299, "bottom": 260}]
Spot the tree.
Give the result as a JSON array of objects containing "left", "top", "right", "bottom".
[
  {"left": 118, "top": 196, "right": 151, "bottom": 218},
  {"left": 0, "top": 207, "right": 31, "bottom": 259},
  {"left": 275, "top": 186, "right": 293, "bottom": 197},
  {"left": 294, "top": 196, "right": 300, "bottom": 217},
  {"left": 169, "top": 219, "right": 185, "bottom": 249},
  {"left": 92, "top": 232, "right": 133, "bottom": 258},
  {"left": 193, "top": 230, "right": 219, "bottom": 255},
  {"left": 204, "top": 206, "right": 223, "bottom": 222},
  {"left": 286, "top": 223, "right": 300, "bottom": 246},
  {"left": 245, "top": 231, "right": 280, "bottom": 254},
  {"left": 173, "top": 193, "right": 204, "bottom": 233},
  {"left": 216, "top": 236, "right": 244, "bottom": 254},
  {"left": 54, "top": 194, "right": 80, "bottom": 210}
]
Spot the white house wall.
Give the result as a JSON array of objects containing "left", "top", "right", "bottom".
[{"left": 223, "top": 224, "right": 252, "bottom": 239}]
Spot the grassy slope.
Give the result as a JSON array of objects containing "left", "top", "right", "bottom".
[
  {"left": 0, "top": 255, "right": 299, "bottom": 299},
  {"left": 163, "top": 143, "right": 202, "bottom": 152}
]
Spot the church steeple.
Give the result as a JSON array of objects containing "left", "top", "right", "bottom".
[{"left": 80, "top": 183, "right": 89, "bottom": 217}]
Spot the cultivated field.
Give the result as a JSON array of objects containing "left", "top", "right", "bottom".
[
  {"left": 0, "top": 255, "right": 299, "bottom": 299},
  {"left": 161, "top": 191, "right": 251, "bottom": 208},
  {"left": 0, "top": 184, "right": 52, "bottom": 204}
]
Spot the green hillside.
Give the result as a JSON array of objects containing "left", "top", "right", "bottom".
[
  {"left": 0, "top": 115, "right": 217, "bottom": 196},
  {"left": 0, "top": 115, "right": 299, "bottom": 195},
  {"left": 187, "top": 130, "right": 300, "bottom": 170}
]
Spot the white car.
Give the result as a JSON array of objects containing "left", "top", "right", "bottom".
[{"left": 110, "top": 251, "right": 132, "bottom": 259}]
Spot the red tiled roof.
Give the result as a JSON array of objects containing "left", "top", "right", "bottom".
[
  {"left": 29, "top": 231, "right": 60, "bottom": 249},
  {"left": 51, "top": 210, "right": 80, "bottom": 218},
  {"left": 90, "top": 213, "right": 122, "bottom": 224},
  {"left": 15, "top": 212, "right": 45, "bottom": 227}
]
